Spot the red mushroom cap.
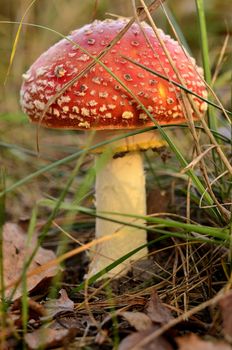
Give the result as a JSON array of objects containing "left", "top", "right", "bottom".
[{"left": 20, "top": 19, "right": 207, "bottom": 130}]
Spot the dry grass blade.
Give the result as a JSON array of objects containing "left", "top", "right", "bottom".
[
  {"left": 160, "top": 1, "right": 231, "bottom": 124},
  {"left": 212, "top": 33, "right": 230, "bottom": 85},
  {"left": 199, "top": 170, "right": 230, "bottom": 209},
  {"left": 140, "top": 0, "right": 232, "bottom": 177},
  {"left": 1, "top": 223, "right": 58, "bottom": 300},
  {"left": 2, "top": 228, "right": 140, "bottom": 294},
  {"left": 1, "top": 1, "right": 231, "bottom": 348},
  {"left": 136, "top": 0, "right": 166, "bottom": 20},
  {"left": 4, "top": 0, "right": 38, "bottom": 85},
  {"left": 119, "top": 55, "right": 231, "bottom": 115},
  {"left": 181, "top": 146, "right": 216, "bottom": 173},
  {"left": 35, "top": 0, "right": 166, "bottom": 150}
]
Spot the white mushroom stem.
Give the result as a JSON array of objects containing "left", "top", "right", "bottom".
[
  {"left": 86, "top": 130, "right": 166, "bottom": 279},
  {"left": 88, "top": 151, "right": 148, "bottom": 278}
]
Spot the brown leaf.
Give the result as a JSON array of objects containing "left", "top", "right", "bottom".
[
  {"left": 119, "top": 326, "right": 173, "bottom": 350},
  {"left": 25, "top": 327, "right": 78, "bottom": 350},
  {"left": 1, "top": 223, "right": 59, "bottom": 300},
  {"left": 95, "top": 329, "right": 109, "bottom": 345},
  {"left": 43, "top": 290, "right": 83, "bottom": 335},
  {"left": 219, "top": 291, "right": 232, "bottom": 343},
  {"left": 121, "top": 311, "right": 153, "bottom": 331},
  {"left": 44, "top": 289, "right": 74, "bottom": 319},
  {"left": 11, "top": 298, "right": 46, "bottom": 327},
  {"left": 146, "top": 289, "right": 173, "bottom": 325},
  {"left": 176, "top": 334, "right": 232, "bottom": 350}
]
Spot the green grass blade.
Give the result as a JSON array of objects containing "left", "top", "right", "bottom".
[
  {"left": 0, "top": 127, "right": 152, "bottom": 197},
  {"left": 21, "top": 206, "right": 38, "bottom": 347},
  {"left": 195, "top": 0, "right": 218, "bottom": 133},
  {"left": 121, "top": 55, "right": 232, "bottom": 116},
  {"left": 164, "top": 5, "right": 192, "bottom": 54},
  {"left": 39, "top": 199, "right": 229, "bottom": 240},
  {"left": 74, "top": 227, "right": 225, "bottom": 292},
  {"left": 1, "top": 20, "right": 223, "bottom": 221},
  {"left": 74, "top": 235, "right": 169, "bottom": 292}
]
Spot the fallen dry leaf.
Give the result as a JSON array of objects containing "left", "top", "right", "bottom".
[
  {"left": 25, "top": 289, "right": 82, "bottom": 349},
  {"left": 176, "top": 334, "right": 232, "bottom": 350},
  {"left": 44, "top": 288, "right": 74, "bottom": 319},
  {"left": 120, "top": 311, "right": 153, "bottom": 331},
  {"left": 219, "top": 291, "right": 232, "bottom": 343},
  {"left": 11, "top": 297, "right": 46, "bottom": 328},
  {"left": 119, "top": 290, "right": 174, "bottom": 350},
  {"left": 1, "top": 222, "right": 59, "bottom": 300},
  {"left": 25, "top": 327, "right": 78, "bottom": 350},
  {"left": 95, "top": 329, "right": 109, "bottom": 345},
  {"left": 119, "top": 326, "right": 173, "bottom": 350},
  {"left": 146, "top": 289, "right": 173, "bottom": 325}
]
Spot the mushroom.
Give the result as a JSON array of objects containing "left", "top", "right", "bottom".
[{"left": 20, "top": 19, "right": 207, "bottom": 278}]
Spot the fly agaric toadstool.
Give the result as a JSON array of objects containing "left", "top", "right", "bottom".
[{"left": 20, "top": 19, "right": 207, "bottom": 278}]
